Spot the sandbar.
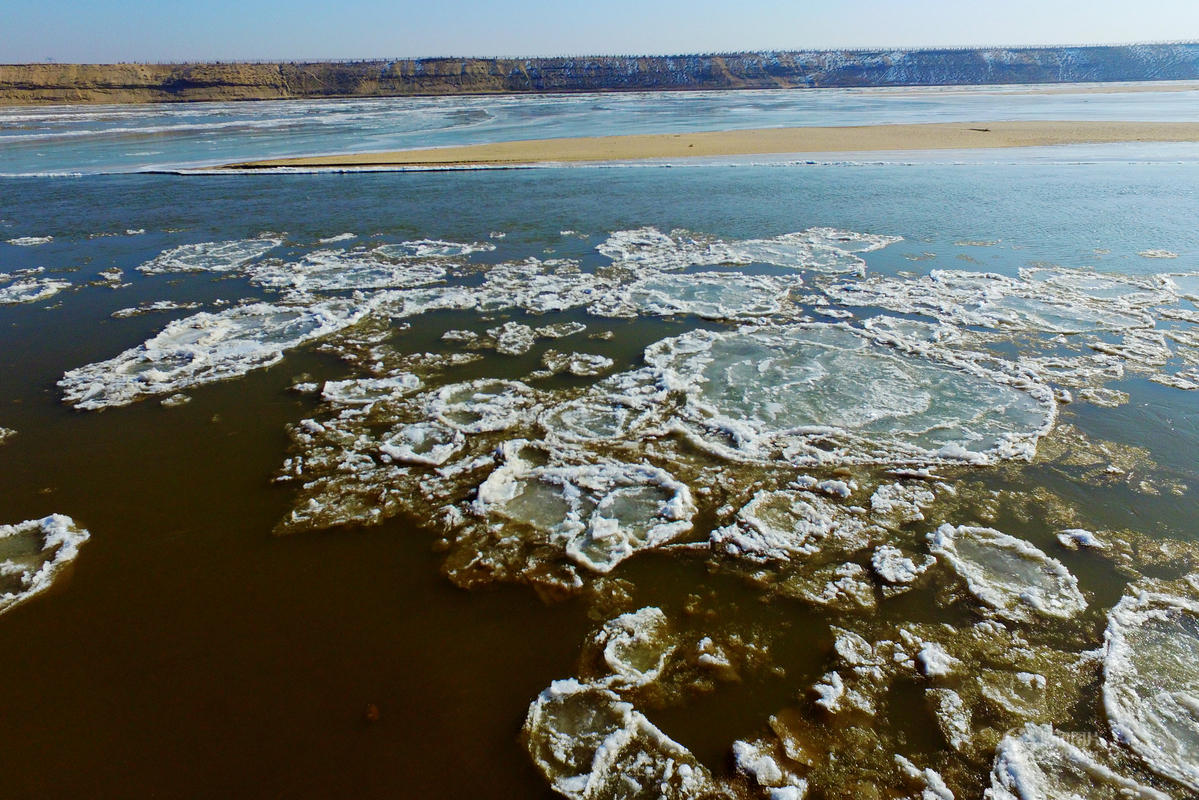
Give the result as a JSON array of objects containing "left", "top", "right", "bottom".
[{"left": 221, "top": 120, "right": 1199, "bottom": 170}]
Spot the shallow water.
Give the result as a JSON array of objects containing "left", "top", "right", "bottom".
[
  {"left": 4, "top": 83, "right": 1199, "bottom": 175},
  {"left": 2, "top": 101, "right": 1199, "bottom": 798}
]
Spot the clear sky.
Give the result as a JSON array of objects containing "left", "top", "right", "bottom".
[{"left": 4, "top": 0, "right": 1199, "bottom": 64}]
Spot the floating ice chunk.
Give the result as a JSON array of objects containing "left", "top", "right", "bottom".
[
  {"left": 712, "top": 490, "right": 871, "bottom": 562},
  {"left": 1103, "top": 590, "right": 1199, "bottom": 792},
  {"left": 379, "top": 421, "right": 464, "bottom": 466},
  {"left": 590, "top": 272, "right": 798, "bottom": 320},
  {"left": 0, "top": 427, "right": 14, "bottom": 445},
  {"left": 1055, "top": 529, "right": 1106, "bottom": 551},
  {"left": 249, "top": 249, "right": 446, "bottom": 291},
  {"left": 646, "top": 324, "right": 1054, "bottom": 466},
  {"left": 539, "top": 350, "right": 615, "bottom": 377},
  {"left": 429, "top": 379, "right": 537, "bottom": 433},
  {"left": 595, "top": 607, "right": 675, "bottom": 687},
  {"left": 538, "top": 369, "right": 663, "bottom": 444},
  {"left": 1139, "top": 250, "right": 1178, "bottom": 259},
  {"left": 524, "top": 679, "right": 716, "bottom": 800},
  {"left": 534, "top": 321, "right": 587, "bottom": 339},
  {"left": 733, "top": 738, "right": 809, "bottom": 798},
  {"left": 317, "top": 232, "right": 356, "bottom": 244},
  {"left": 0, "top": 515, "right": 89, "bottom": 615},
  {"left": 986, "top": 724, "right": 1167, "bottom": 800},
  {"left": 917, "top": 642, "right": 961, "bottom": 678},
  {"left": 978, "top": 671, "right": 1047, "bottom": 719},
  {"left": 597, "top": 226, "right": 899, "bottom": 276},
  {"left": 374, "top": 239, "right": 494, "bottom": 259},
  {"left": 800, "top": 562, "right": 878, "bottom": 612},
  {"left": 928, "top": 688, "right": 972, "bottom": 751},
  {"left": 1161, "top": 273, "right": 1199, "bottom": 302},
  {"left": 111, "top": 300, "right": 203, "bottom": 318},
  {"left": 6, "top": 235, "right": 52, "bottom": 246},
  {"left": 895, "top": 755, "right": 954, "bottom": 800},
  {"left": 60, "top": 300, "right": 371, "bottom": 409},
  {"left": 320, "top": 374, "right": 422, "bottom": 406},
  {"left": 0, "top": 277, "right": 71, "bottom": 305},
  {"left": 475, "top": 457, "right": 694, "bottom": 573},
  {"left": 930, "top": 525, "right": 1087, "bottom": 622},
  {"left": 137, "top": 238, "right": 280, "bottom": 274},
  {"left": 870, "top": 483, "right": 936, "bottom": 524},
  {"left": 487, "top": 322, "right": 536, "bottom": 355}
]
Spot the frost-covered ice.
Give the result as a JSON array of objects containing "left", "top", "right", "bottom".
[
  {"left": 380, "top": 421, "right": 464, "bottom": 466},
  {"left": 590, "top": 271, "right": 800, "bottom": 320},
  {"left": 429, "top": 379, "right": 537, "bottom": 433},
  {"left": 0, "top": 276, "right": 71, "bottom": 305},
  {"left": 986, "top": 724, "right": 1167, "bottom": 800},
  {"left": 374, "top": 239, "right": 494, "bottom": 259},
  {"left": 474, "top": 448, "right": 694, "bottom": 573},
  {"left": 712, "top": 490, "right": 870, "bottom": 562},
  {"left": 0, "top": 515, "right": 89, "bottom": 615},
  {"left": 1103, "top": 590, "right": 1199, "bottom": 792},
  {"left": 645, "top": 324, "right": 1055, "bottom": 466},
  {"left": 137, "top": 238, "right": 281, "bottom": 274},
  {"left": 598, "top": 226, "right": 899, "bottom": 276},
  {"left": 111, "top": 300, "right": 203, "bottom": 318},
  {"left": 593, "top": 607, "right": 675, "bottom": 687},
  {"left": 538, "top": 350, "right": 615, "bottom": 377},
  {"left": 249, "top": 249, "right": 447, "bottom": 291},
  {"left": 60, "top": 299, "right": 372, "bottom": 409},
  {"left": 524, "top": 679, "right": 717, "bottom": 800},
  {"left": 930, "top": 525, "right": 1087, "bottom": 622}
]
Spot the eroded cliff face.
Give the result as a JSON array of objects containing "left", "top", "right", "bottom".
[{"left": 3, "top": 44, "right": 1198, "bottom": 105}]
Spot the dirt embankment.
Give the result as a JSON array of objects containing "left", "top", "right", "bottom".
[{"left": 3, "top": 44, "right": 1199, "bottom": 106}]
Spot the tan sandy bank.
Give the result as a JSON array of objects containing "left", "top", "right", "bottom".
[{"left": 221, "top": 121, "right": 1199, "bottom": 170}]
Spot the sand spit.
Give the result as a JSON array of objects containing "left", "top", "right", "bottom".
[{"left": 221, "top": 121, "right": 1199, "bottom": 170}]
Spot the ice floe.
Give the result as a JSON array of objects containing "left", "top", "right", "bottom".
[
  {"left": 0, "top": 275, "right": 71, "bottom": 305},
  {"left": 137, "top": 238, "right": 281, "bottom": 274},
  {"left": 248, "top": 248, "right": 447, "bottom": 292},
  {"left": 644, "top": 324, "right": 1055, "bottom": 466},
  {"left": 60, "top": 299, "right": 372, "bottom": 409},
  {"left": 1103, "top": 590, "right": 1199, "bottom": 793},
  {"left": 987, "top": 724, "right": 1167, "bottom": 800},
  {"left": 0, "top": 515, "right": 89, "bottom": 615},
  {"left": 930, "top": 525, "right": 1087, "bottom": 622},
  {"left": 597, "top": 226, "right": 900, "bottom": 276},
  {"left": 473, "top": 446, "right": 694, "bottom": 573},
  {"left": 524, "top": 679, "right": 717, "bottom": 799}
]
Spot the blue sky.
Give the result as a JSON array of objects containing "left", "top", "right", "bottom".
[{"left": 4, "top": 0, "right": 1198, "bottom": 63}]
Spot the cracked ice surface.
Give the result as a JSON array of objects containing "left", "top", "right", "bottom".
[
  {"left": 60, "top": 299, "right": 374, "bottom": 409},
  {"left": 1103, "top": 590, "right": 1199, "bottom": 793},
  {"left": 644, "top": 323, "right": 1055, "bottom": 466}
]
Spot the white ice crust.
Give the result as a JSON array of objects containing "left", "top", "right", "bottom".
[
  {"left": 597, "top": 226, "right": 900, "bottom": 276},
  {"left": 930, "top": 524, "right": 1087, "bottom": 622},
  {"left": 1103, "top": 590, "right": 1199, "bottom": 792},
  {"left": 474, "top": 449, "right": 694, "bottom": 573},
  {"left": 137, "top": 238, "right": 280, "bottom": 273},
  {"left": 0, "top": 514, "right": 90, "bottom": 614},
  {"left": 986, "top": 724, "right": 1167, "bottom": 800},
  {"left": 524, "top": 678, "right": 715, "bottom": 799},
  {"left": 645, "top": 324, "right": 1055, "bottom": 466},
  {"left": 60, "top": 299, "right": 372, "bottom": 409}
]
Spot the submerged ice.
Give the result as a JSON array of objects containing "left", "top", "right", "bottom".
[{"left": 0, "top": 515, "right": 89, "bottom": 615}]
